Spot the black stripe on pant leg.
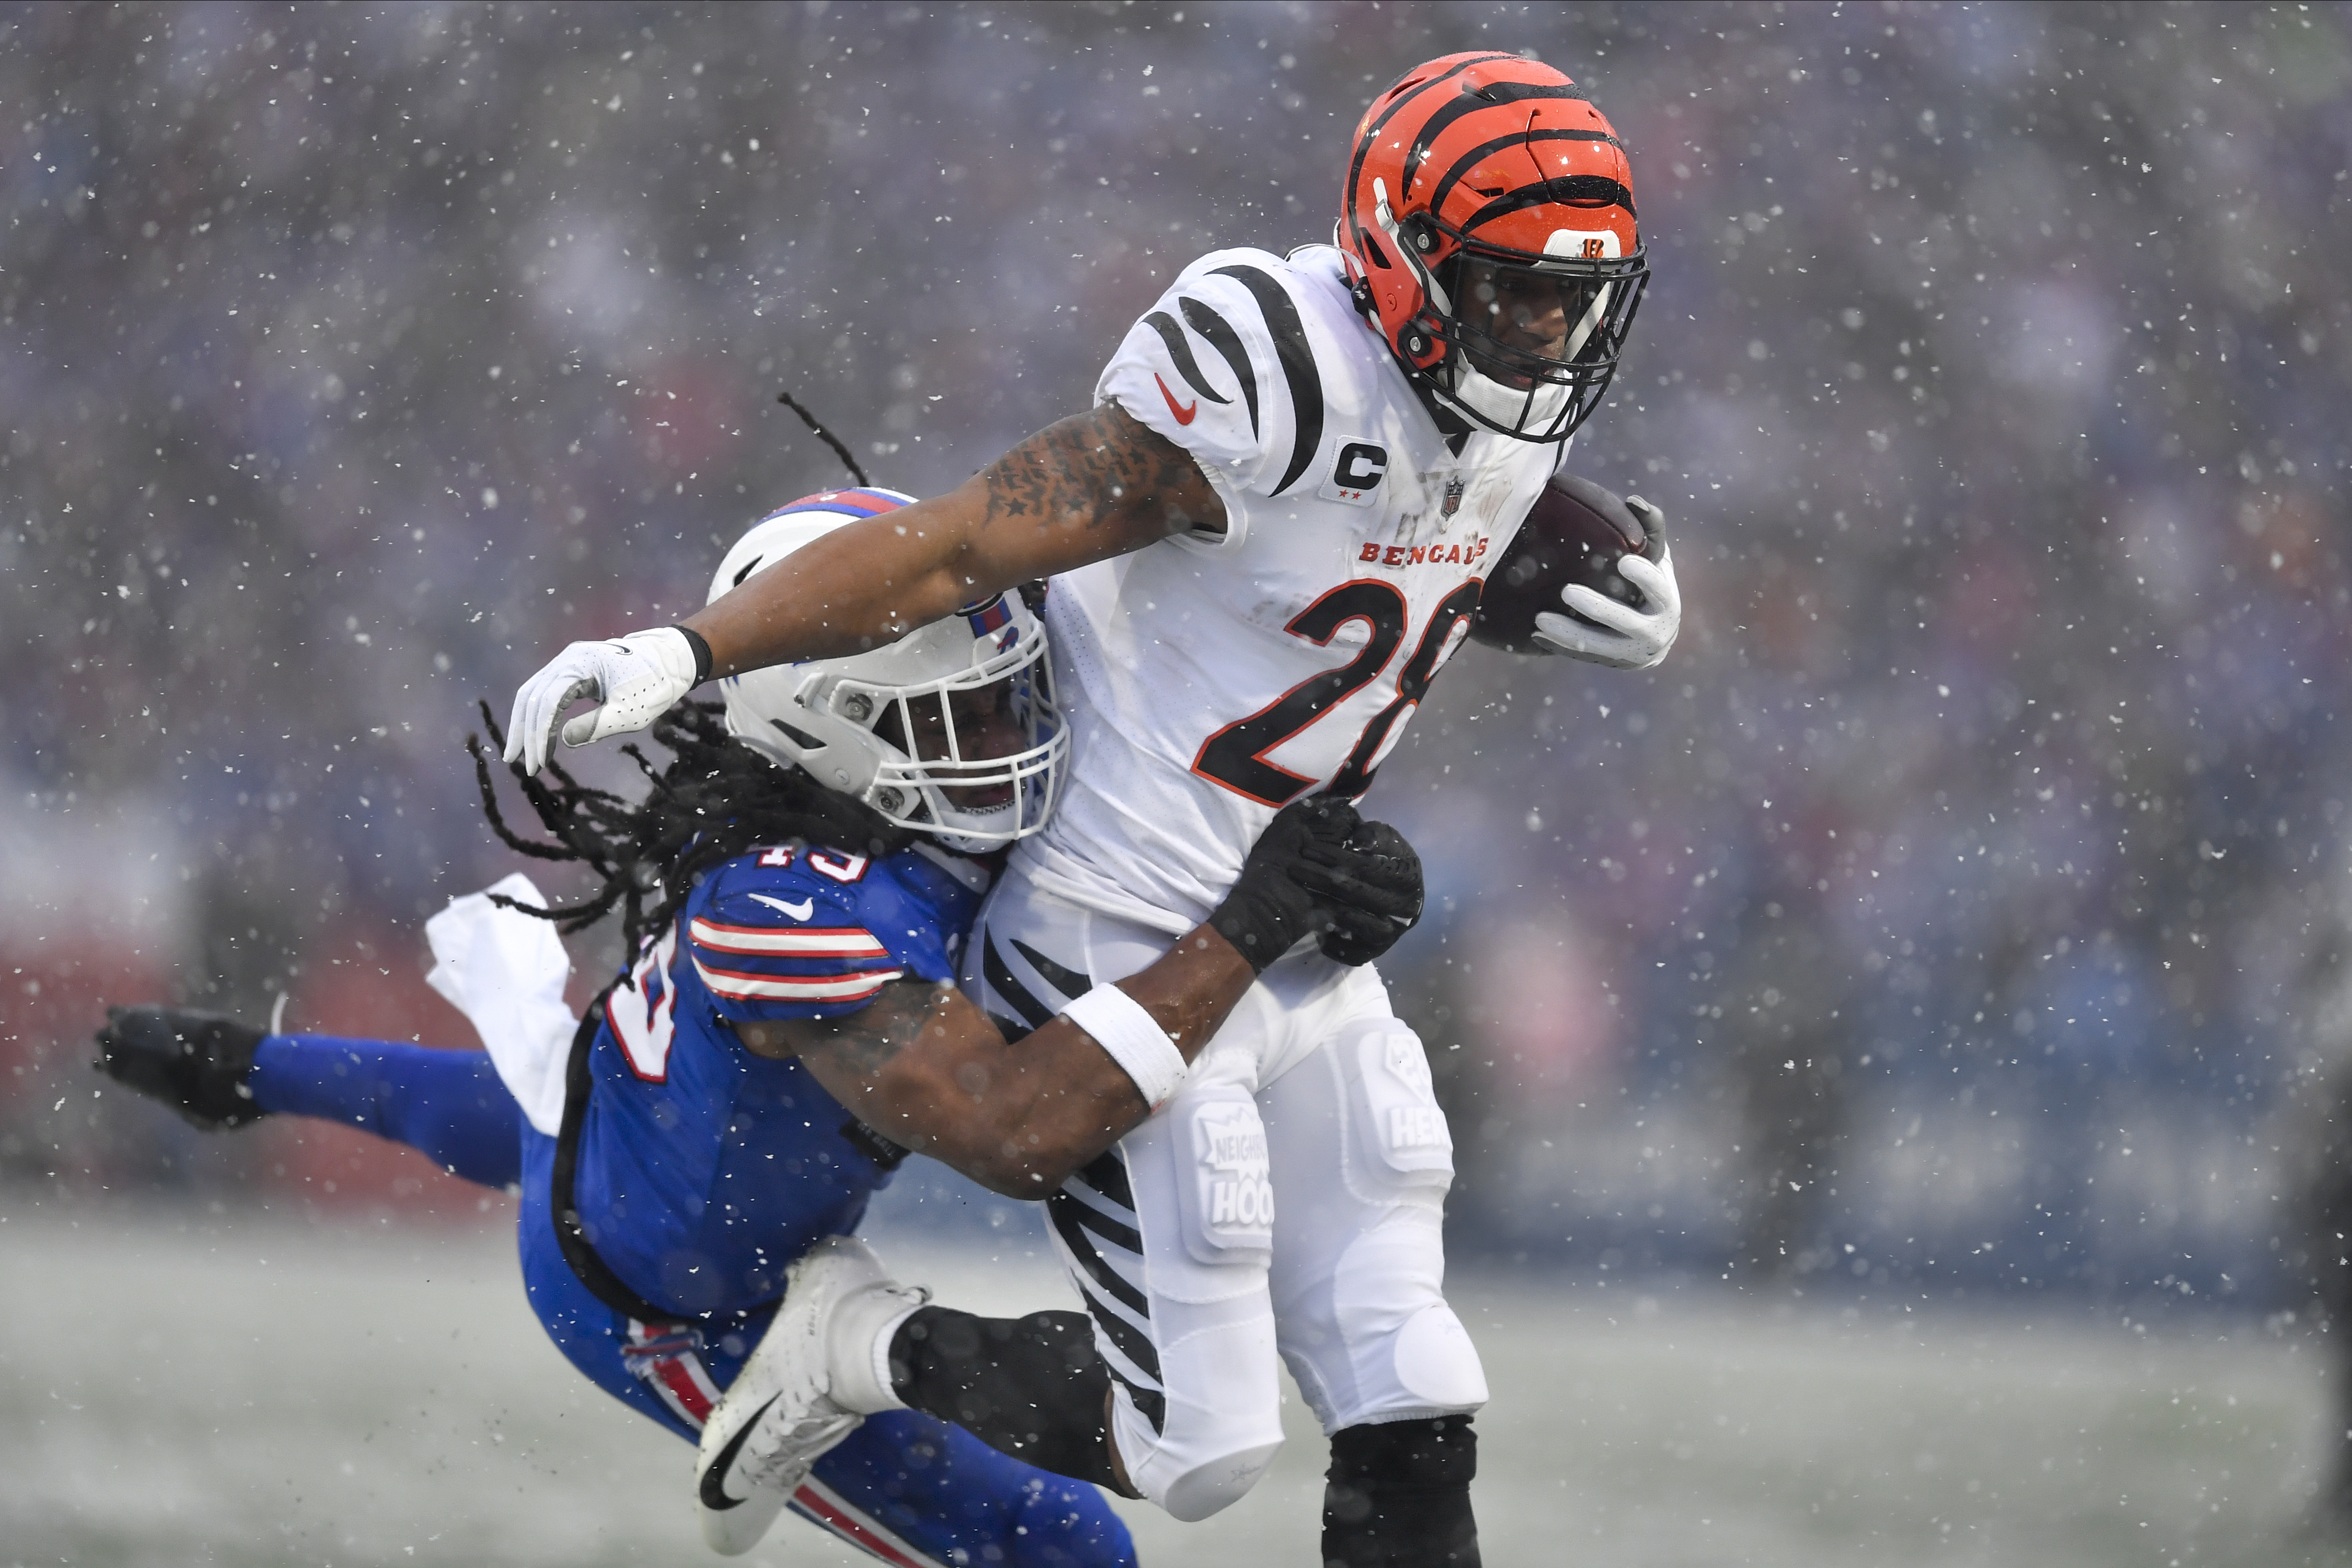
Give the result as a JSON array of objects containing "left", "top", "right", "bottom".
[
  {"left": 981, "top": 932, "right": 1056, "bottom": 1033},
  {"left": 1070, "top": 1147, "right": 1135, "bottom": 1212},
  {"left": 1049, "top": 1191, "right": 1151, "bottom": 1321},
  {"left": 1047, "top": 1191, "right": 1165, "bottom": 1430},
  {"left": 1063, "top": 1197, "right": 1141, "bottom": 1258},
  {"left": 1009, "top": 938, "right": 1092, "bottom": 1001},
  {"left": 1110, "top": 1367, "right": 1168, "bottom": 1434},
  {"left": 1079, "top": 1291, "right": 1164, "bottom": 1401}
]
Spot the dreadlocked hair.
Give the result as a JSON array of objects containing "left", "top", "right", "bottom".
[{"left": 468, "top": 698, "right": 915, "bottom": 956}]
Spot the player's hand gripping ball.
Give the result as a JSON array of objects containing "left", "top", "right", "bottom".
[{"left": 1469, "top": 473, "right": 1681, "bottom": 669}]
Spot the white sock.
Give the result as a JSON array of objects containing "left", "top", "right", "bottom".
[{"left": 828, "top": 1284, "right": 926, "bottom": 1414}]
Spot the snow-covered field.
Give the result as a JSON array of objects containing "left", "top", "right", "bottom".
[{"left": 6, "top": 1198, "right": 2346, "bottom": 1568}]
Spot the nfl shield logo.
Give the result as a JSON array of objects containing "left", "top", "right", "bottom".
[{"left": 1441, "top": 476, "right": 1465, "bottom": 518}]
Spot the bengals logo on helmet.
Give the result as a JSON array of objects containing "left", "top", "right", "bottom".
[{"left": 1336, "top": 52, "right": 1650, "bottom": 443}]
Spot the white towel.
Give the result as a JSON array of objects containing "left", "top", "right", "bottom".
[{"left": 424, "top": 872, "right": 578, "bottom": 1136}]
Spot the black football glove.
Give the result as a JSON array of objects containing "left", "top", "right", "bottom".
[
  {"left": 1209, "top": 795, "right": 1366, "bottom": 974},
  {"left": 1296, "top": 816, "right": 1424, "bottom": 967},
  {"left": 93, "top": 1005, "right": 270, "bottom": 1130}
]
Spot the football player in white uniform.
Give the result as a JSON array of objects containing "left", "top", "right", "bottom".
[{"left": 506, "top": 52, "right": 1680, "bottom": 1568}]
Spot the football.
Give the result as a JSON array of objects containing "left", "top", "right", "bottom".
[{"left": 1467, "top": 471, "right": 1664, "bottom": 654}]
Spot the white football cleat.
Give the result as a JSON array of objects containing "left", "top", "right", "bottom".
[{"left": 694, "top": 1236, "right": 922, "bottom": 1555}]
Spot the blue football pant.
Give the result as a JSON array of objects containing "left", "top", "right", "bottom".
[{"left": 247, "top": 1034, "right": 1135, "bottom": 1568}]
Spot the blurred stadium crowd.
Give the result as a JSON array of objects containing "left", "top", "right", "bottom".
[{"left": 3, "top": 2, "right": 2347, "bottom": 1308}]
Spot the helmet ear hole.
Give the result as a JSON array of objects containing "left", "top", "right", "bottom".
[{"left": 769, "top": 716, "right": 825, "bottom": 752}]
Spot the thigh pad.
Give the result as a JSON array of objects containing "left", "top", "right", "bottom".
[
  {"left": 1154, "top": 1083, "right": 1275, "bottom": 1297},
  {"left": 1345, "top": 1024, "right": 1455, "bottom": 1200}
]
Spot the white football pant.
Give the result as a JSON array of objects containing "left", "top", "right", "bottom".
[{"left": 962, "top": 859, "right": 1489, "bottom": 1522}]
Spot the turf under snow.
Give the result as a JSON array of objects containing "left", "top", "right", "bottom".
[{"left": 4, "top": 1199, "right": 2344, "bottom": 1568}]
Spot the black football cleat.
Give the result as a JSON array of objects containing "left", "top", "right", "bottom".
[{"left": 94, "top": 1006, "right": 270, "bottom": 1130}]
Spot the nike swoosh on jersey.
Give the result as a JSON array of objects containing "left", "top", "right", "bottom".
[
  {"left": 699, "top": 1394, "right": 780, "bottom": 1510},
  {"left": 747, "top": 893, "right": 816, "bottom": 921},
  {"left": 1153, "top": 372, "right": 1199, "bottom": 425}
]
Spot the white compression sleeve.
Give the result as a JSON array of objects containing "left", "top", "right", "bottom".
[{"left": 1059, "top": 983, "right": 1188, "bottom": 1110}]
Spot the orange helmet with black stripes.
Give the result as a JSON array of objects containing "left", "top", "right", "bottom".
[{"left": 1338, "top": 52, "right": 1648, "bottom": 442}]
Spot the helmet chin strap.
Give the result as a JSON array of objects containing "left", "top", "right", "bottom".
[
  {"left": 1562, "top": 281, "right": 1613, "bottom": 363},
  {"left": 1444, "top": 360, "right": 1571, "bottom": 435}
]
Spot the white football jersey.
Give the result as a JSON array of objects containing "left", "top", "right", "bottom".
[{"left": 1014, "top": 244, "right": 1561, "bottom": 933}]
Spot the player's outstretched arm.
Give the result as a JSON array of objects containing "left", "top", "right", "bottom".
[
  {"left": 737, "top": 797, "right": 1423, "bottom": 1196},
  {"left": 506, "top": 400, "right": 1222, "bottom": 772},
  {"left": 689, "top": 399, "right": 1222, "bottom": 675},
  {"left": 741, "top": 940, "right": 1239, "bottom": 1196}
]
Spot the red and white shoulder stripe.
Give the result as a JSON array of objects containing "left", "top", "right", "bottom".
[
  {"left": 691, "top": 958, "right": 903, "bottom": 1005},
  {"left": 690, "top": 917, "right": 889, "bottom": 960}
]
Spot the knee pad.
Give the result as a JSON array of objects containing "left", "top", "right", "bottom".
[
  {"left": 1321, "top": 1222, "right": 1487, "bottom": 1422},
  {"left": 1158, "top": 1437, "right": 1286, "bottom": 1523},
  {"left": 1389, "top": 1302, "right": 1489, "bottom": 1413},
  {"left": 1160, "top": 1082, "right": 1275, "bottom": 1300},
  {"left": 1111, "top": 1382, "right": 1283, "bottom": 1522}
]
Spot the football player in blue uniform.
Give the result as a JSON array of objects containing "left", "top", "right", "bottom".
[{"left": 97, "top": 488, "right": 1426, "bottom": 1568}]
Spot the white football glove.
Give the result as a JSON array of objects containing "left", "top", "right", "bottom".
[
  {"left": 1531, "top": 495, "right": 1682, "bottom": 670},
  {"left": 503, "top": 626, "right": 701, "bottom": 774}
]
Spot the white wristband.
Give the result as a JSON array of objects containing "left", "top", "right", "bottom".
[{"left": 1060, "top": 984, "right": 1188, "bottom": 1110}]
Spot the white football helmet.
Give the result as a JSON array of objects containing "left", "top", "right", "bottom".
[{"left": 707, "top": 488, "right": 1067, "bottom": 851}]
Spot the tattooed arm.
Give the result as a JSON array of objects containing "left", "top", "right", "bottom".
[
  {"left": 682, "top": 400, "right": 1223, "bottom": 677},
  {"left": 736, "top": 924, "right": 1254, "bottom": 1197}
]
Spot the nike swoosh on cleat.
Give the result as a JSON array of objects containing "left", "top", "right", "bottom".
[
  {"left": 700, "top": 1395, "right": 779, "bottom": 1512},
  {"left": 747, "top": 893, "right": 815, "bottom": 920},
  {"left": 1154, "top": 372, "right": 1199, "bottom": 425}
]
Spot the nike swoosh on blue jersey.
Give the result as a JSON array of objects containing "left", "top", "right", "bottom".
[{"left": 747, "top": 893, "right": 816, "bottom": 921}]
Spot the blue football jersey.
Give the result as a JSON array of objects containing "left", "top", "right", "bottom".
[{"left": 570, "top": 840, "right": 990, "bottom": 1317}]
